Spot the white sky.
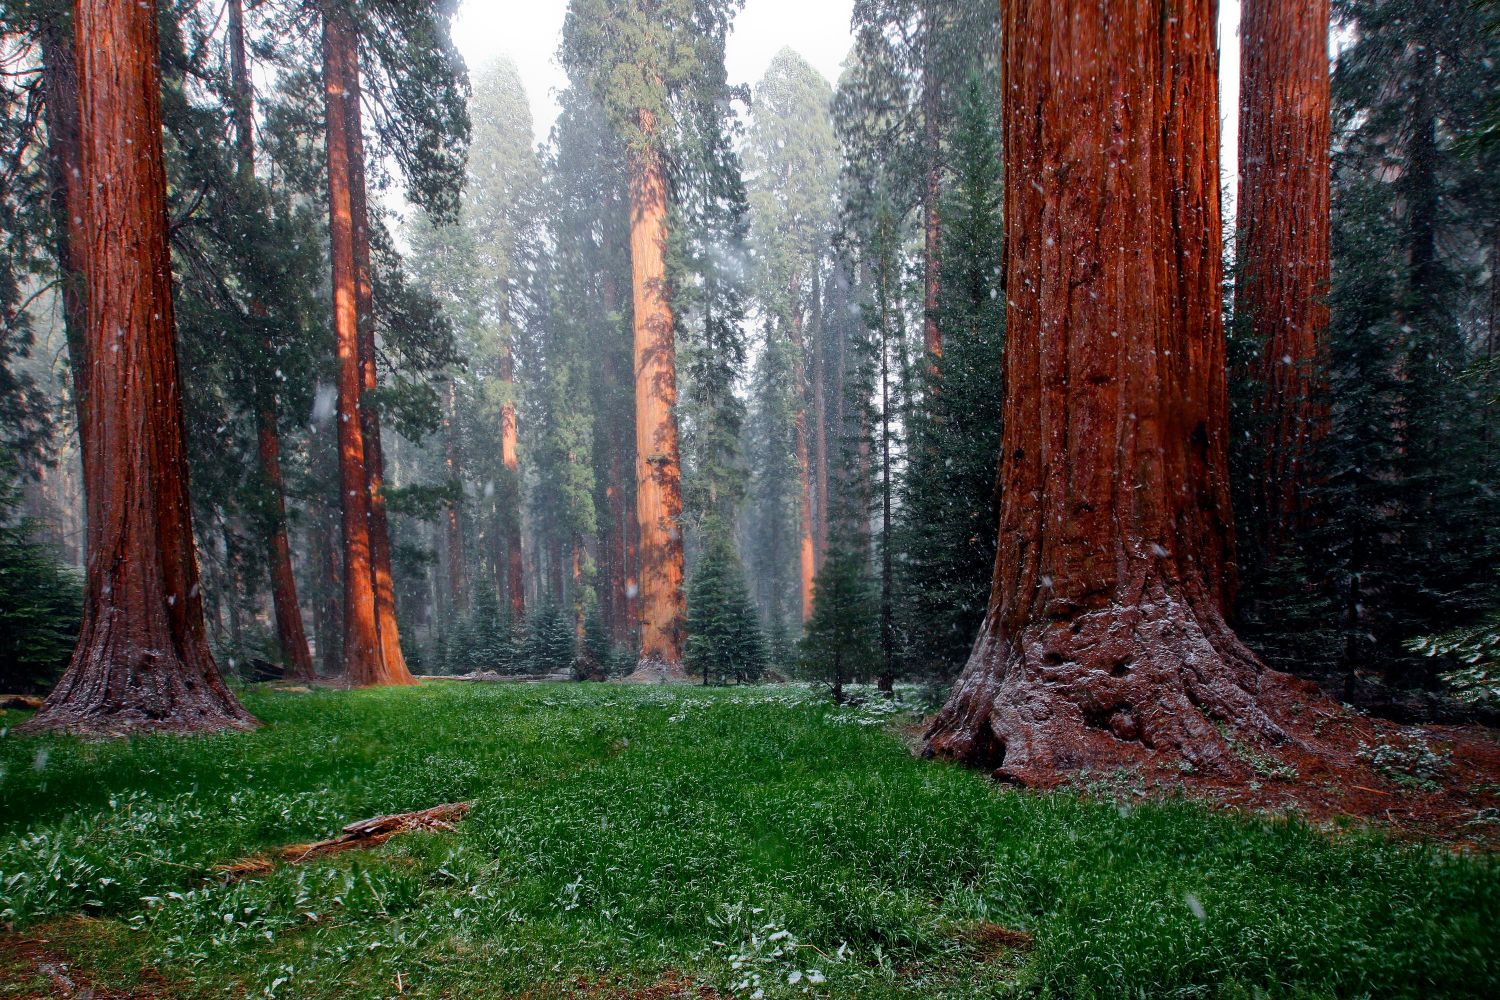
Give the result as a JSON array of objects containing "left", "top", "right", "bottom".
[{"left": 450, "top": 0, "right": 1243, "bottom": 200}]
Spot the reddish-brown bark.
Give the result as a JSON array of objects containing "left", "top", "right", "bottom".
[
  {"left": 322, "top": 5, "right": 385, "bottom": 686},
  {"left": 1235, "top": 0, "right": 1331, "bottom": 552},
  {"left": 21, "top": 0, "right": 256, "bottom": 736},
  {"left": 230, "top": 0, "right": 314, "bottom": 681},
  {"left": 925, "top": 0, "right": 1319, "bottom": 784},
  {"left": 625, "top": 113, "right": 687, "bottom": 681},
  {"left": 342, "top": 31, "right": 413, "bottom": 684}
]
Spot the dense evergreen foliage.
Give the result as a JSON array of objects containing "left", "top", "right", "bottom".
[
  {"left": 1232, "top": 0, "right": 1500, "bottom": 707},
  {"left": 894, "top": 79, "right": 1004, "bottom": 679},
  {"left": 685, "top": 521, "right": 767, "bottom": 684}
]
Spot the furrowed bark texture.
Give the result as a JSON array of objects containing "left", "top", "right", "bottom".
[
  {"left": 343, "top": 31, "right": 412, "bottom": 685},
  {"left": 926, "top": 0, "right": 1311, "bottom": 784},
  {"left": 322, "top": 6, "right": 383, "bottom": 685},
  {"left": 1236, "top": 0, "right": 1331, "bottom": 552},
  {"left": 22, "top": 0, "right": 256, "bottom": 736},
  {"left": 626, "top": 115, "right": 687, "bottom": 681},
  {"left": 230, "top": 0, "right": 314, "bottom": 681}
]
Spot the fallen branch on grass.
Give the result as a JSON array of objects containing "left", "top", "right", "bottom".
[{"left": 216, "top": 802, "right": 472, "bottom": 878}]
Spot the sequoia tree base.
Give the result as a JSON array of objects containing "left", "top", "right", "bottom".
[
  {"left": 925, "top": 580, "right": 1326, "bottom": 786},
  {"left": 17, "top": 611, "right": 259, "bottom": 738},
  {"left": 624, "top": 656, "right": 690, "bottom": 684}
]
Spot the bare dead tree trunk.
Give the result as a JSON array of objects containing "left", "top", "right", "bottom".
[
  {"left": 925, "top": 0, "right": 1325, "bottom": 785},
  {"left": 322, "top": 4, "right": 385, "bottom": 685},
  {"left": 22, "top": 0, "right": 256, "bottom": 736},
  {"left": 342, "top": 28, "right": 413, "bottom": 684},
  {"left": 626, "top": 111, "right": 686, "bottom": 681},
  {"left": 1236, "top": 0, "right": 1331, "bottom": 556}
]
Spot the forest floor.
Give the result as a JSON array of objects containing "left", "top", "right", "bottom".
[{"left": 0, "top": 683, "right": 1496, "bottom": 999}]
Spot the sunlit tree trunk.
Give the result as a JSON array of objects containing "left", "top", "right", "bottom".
[
  {"left": 22, "top": 0, "right": 256, "bottom": 736},
  {"left": 626, "top": 112, "right": 687, "bottom": 680},
  {"left": 1236, "top": 0, "right": 1331, "bottom": 554},
  {"left": 322, "top": 5, "right": 384, "bottom": 685},
  {"left": 229, "top": 0, "right": 314, "bottom": 680},
  {"left": 926, "top": 0, "right": 1320, "bottom": 784},
  {"left": 341, "top": 31, "right": 413, "bottom": 684}
]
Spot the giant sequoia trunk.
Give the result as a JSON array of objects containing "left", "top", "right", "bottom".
[
  {"left": 444, "top": 379, "right": 466, "bottom": 612},
  {"left": 21, "top": 0, "right": 255, "bottom": 736},
  {"left": 322, "top": 6, "right": 385, "bottom": 685},
  {"left": 342, "top": 31, "right": 413, "bottom": 684},
  {"left": 1235, "top": 0, "right": 1331, "bottom": 553},
  {"left": 926, "top": 0, "right": 1318, "bottom": 784},
  {"left": 625, "top": 114, "right": 687, "bottom": 681},
  {"left": 230, "top": 0, "right": 314, "bottom": 681}
]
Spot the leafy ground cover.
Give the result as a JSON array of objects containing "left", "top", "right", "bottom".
[{"left": 0, "top": 682, "right": 1496, "bottom": 998}]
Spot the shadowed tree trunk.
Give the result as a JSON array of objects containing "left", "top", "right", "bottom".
[
  {"left": 810, "top": 270, "right": 829, "bottom": 570},
  {"left": 21, "top": 0, "right": 256, "bottom": 736},
  {"left": 230, "top": 0, "right": 314, "bottom": 681},
  {"left": 444, "top": 378, "right": 466, "bottom": 612},
  {"left": 921, "top": 0, "right": 942, "bottom": 366},
  {"left": 322, "top": 3, "right": 384, "bottom": 685},
  {"left": 1236, "top": 0, "right": 1331, "bottom": 554},
  {"left": 790, "top": 279, "right": 815, "bottom": 622},
  {"left": 341, "top": 28, "right": 413, "bottom": 684},
  {"left": 39, "top": 10, "right": 87, "bottom": 467},
  {"left": 315, "top": 503, "right": 343, "bottom": 676},
  {"left": 925, "top": 0, "right": 1323, "bottom": 784},
  {"left": 625, "top": 110, "right": 687, "bottom": 681}
]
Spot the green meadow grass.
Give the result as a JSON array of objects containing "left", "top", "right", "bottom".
[{"left": 0, "top": 682, "right": 1495, "bottom": 998}]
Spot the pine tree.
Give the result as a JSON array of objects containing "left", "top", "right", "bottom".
[
  {"left": 896, "top": 78, "right": 1004, "bottom": 681},
  {"left": 686, "top": 520, "right": 767, "bottom": 684},
  {"left": 800, "top": 534, "right": 878, "bottom": 703}
]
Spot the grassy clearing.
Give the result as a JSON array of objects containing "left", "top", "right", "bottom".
[{"left": 0, "top": 682, "right": 1496, "bottom": 998}]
